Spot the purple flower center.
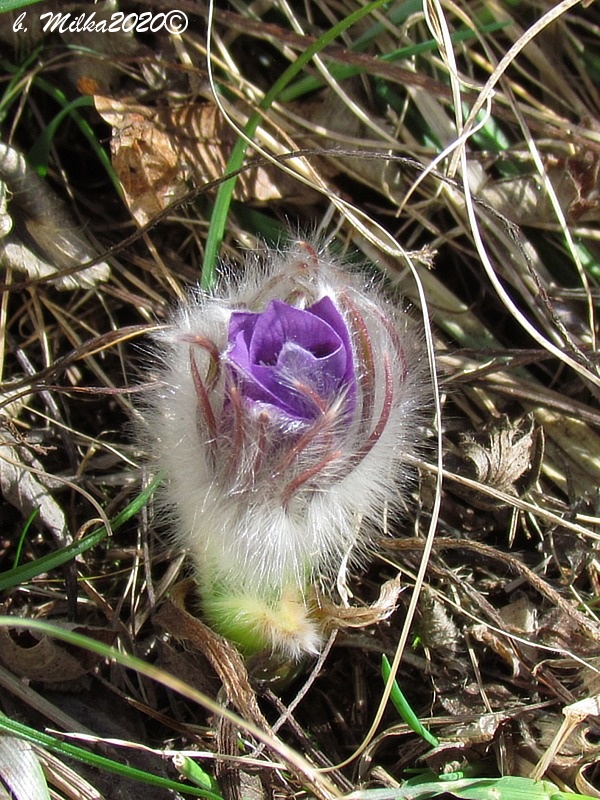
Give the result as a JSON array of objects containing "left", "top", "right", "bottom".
[{"left": 226, "top": 296, "right": 356, "bottom": 420}]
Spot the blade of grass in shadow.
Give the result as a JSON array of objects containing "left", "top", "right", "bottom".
[
  {"left": 201, "top": 0, "right": 391, "bottom": 289},
  {"left": 30, "top": 76, "right": 120, "bottom": 193},
  {"left": 0, "top": 48, "right": 43, "bottom": 123},
  {"left": 0, "top": 472, "right": 161, "bottom": 592},
  {"left": 0, "top": 713, "right": 222, "bottom": 799},
  {"left": 0, "top": 58, "right": 120, "bottom": 193},
  {"left": 11, "top": 508, "right": 39, "bottom": 570},
  {"left": 279, "top": 21, "right": 509, "bottom": 103},
  {"left": 27, "top": 95, "right": 97, "bottom": 174}
]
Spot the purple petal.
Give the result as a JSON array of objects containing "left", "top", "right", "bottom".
[
  {"left": 307, "top": 296, "right": 355, "bottom": 388},
  {"left": 248, "top": 301, "right": 341, "bottom": 364},
  {"left": 226, "top": 297, "right": 356, "bottom": 420}
]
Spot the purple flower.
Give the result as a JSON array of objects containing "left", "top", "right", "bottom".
[{"left": 226, "top": 297, "right": 356, "bottom": 421}]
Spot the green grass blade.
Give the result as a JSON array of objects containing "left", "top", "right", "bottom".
[
  {"left": 0, "top": 473, "right": 161, "bottom": 592},
  {"left": 27, "top": 75, "right": 120, "bottom": 192},
  {"left": 280, "top": 21, "right": 509, "bottom": 103},
  {"left": 11, "top": 507, "right": 39, "bottom": 570},
  {"left": 0, "top": 58, "right": 120, "bottom": 192},
  {"left": 0, "top": 0, "right": 45, "bottom": 13},
  {"left": 0, "top": 713, "right": 222, "bottom": 799},
  {"left": 451, "top": 775, "right": 597, "bottom": 800},
  {"left": 175, "top": 756, "right": 224, "bottom": 796},
  {"left": 381, "top": 654, "right": 439, "bottom": 748},
  {"left": 0, "top": 617, "right": 339, "bottom": 799},
  {"left": 201, "top": 0, "right": 392, "bottom": 289},
  {"left": 347, "top": 774, "right": 598, "bottom": 800},
  {"left": 27, "top": 95, "right": 96, "bottom": 174},
  {"left": 0, "top": 49, "right": 44, "bottom": 122}
]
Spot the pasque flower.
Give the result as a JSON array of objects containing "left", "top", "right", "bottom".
[{"left": 142, "top": 240, "right": 425, "bottom": 659}]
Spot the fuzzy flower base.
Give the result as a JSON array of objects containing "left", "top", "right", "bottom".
[{"left": 141, "top": 239, "right": 426, "bottom": 660}]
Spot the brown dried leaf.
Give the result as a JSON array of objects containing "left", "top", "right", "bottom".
[
  {"left": 153, "top": 583, "right": 269, "bottom": 731},
  {"left": 295, "top": 89, "right": 410, "bottom": 203},
  {"left": 531, "top": 698, "right": 600, "bottom": 781},
  {"left": 469, "top": 623, "right": 530, "bottom": 681},
  {"left": 0, "top": 625, "right": 115, "bottom": 683},
  {"left": 456, "top": 414, "right": 544, "bottom": 509},
  {"left": 0, "top": 429, "right": 68, "bottom": 547},
  {"left": 498, "top": 594, "right": 538, "bottom": 635},
  {"left": 536, "top": 607, "right": 600, "bottom": 657},
  {"left": 480, "top": 152, "right": 600, "bottom": 226},
  {"left": 96, "top": 101, "right": 188, "bottom": 226},
  {"left": 95, "top": 98, "right": 317, "bottom": 225},
  {"left": 316, "top": 575, "right": 403, "bottom": 630},
  {"left": 575, "top": 764, "right": 600, "bottom": 798},
  {"left": 548, "top": 153, "right": 600, "bottom": 223}
]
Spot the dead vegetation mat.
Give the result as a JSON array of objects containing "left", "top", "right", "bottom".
[{"left": 1, "top": 1, "right": 600, "bottom": 798}]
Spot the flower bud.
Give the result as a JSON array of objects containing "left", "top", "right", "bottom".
[{"left": 141, "top": 240, "right": 426, "bottom": 659}]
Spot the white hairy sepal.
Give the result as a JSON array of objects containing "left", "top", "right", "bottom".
[{"left": 141, "top": 240, "right": 426, "bottom": 658}]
